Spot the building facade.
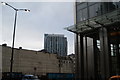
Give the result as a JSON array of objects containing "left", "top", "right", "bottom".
[
  {"left": 66, "top": 2, "right": 120, "bottom": 80},
  {"left": 1, "top": 44, "right": 73, "bottom": 76},
  {"left": 44, "top": 34, "right": 67, "bottom": 56},
  {"left": 68, "top": 54, "right": 76, "bottom": 73}
]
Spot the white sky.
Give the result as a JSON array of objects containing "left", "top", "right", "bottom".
[{"left": 0, "top": 1, "right": 75, "bottom": 55}]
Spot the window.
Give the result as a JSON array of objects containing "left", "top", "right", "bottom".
[
  {"left": 77, "top": 8, "right": 88, "bottom": 22},
  {"left": 77, "top": 2, "right": 87, "bottom": 10},
  {"left": 119, "top": 44, "right": 120, "bottom": 54},
  {"left": 89, "top": 5, "right": 96, "bottom": 18},
  {"left": 111, "top": 44, "right": 114, "bottom": 56},
  {"left": 116, "top": 2, "right": 120, "bottom": 8},
  {"left": 97, "top": 40, "right": 100, "bottom": 50},
  {"left": 82, "top": 8, "right": 88, "bottom": 20},
  {"left": 89, "top": 3, "right": 100, "bottom": 18},
  {"left": 77, "top": 10, "right": 82, "bottom": 22}
]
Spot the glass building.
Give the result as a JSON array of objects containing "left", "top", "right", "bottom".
[
  {"left": 66, "top": 2, "right": 120, "bottom": 80},
  {"left": 44, "top": 34, "right": 67, "bottom": 56}
]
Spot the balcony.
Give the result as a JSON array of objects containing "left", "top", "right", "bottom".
[{"left": 65, "top": 8, "right": 120, "bottom": 34}]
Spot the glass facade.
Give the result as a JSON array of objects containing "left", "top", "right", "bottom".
[
  {"left": 44, "top": 34, "right": 67, "bottom": 57},
  {"left": 76, "top": 2, "right": 120, "bottom": 23},
  {"left": 108, "top": 26, "right": 120, "bottom": 76},
  {"left": 65, "top": 2, "right": 120, "bottom": 79},
  {"left": 75, "top": 2, "right": 120, "bottom": 80}
]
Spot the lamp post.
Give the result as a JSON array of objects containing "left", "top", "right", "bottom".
[{"left": 1, "top": 2, "right": 30, "bottom": 73}]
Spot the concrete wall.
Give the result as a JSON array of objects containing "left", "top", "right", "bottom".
[{"left": 1, "top": 45, "right": 74, "bottom": 76}]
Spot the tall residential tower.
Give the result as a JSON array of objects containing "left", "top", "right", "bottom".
[{"left": 44, "top": 34, "right": 67, "bottom": 56}]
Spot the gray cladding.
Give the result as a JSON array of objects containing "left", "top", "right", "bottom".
[{"left": 44, "top": 34, "right": 67, "bottom": 56}]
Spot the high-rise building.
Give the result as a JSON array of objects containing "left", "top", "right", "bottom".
[
  {"left": 44, "top": 34, "right": 67, "bottom": 56},
  {"left": 66, "top": 2, "right": 120, "bottom": 80}
]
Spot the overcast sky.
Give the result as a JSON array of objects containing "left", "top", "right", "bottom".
[{"left": 0, "top": 2, "right": 75, "bottom": 54}]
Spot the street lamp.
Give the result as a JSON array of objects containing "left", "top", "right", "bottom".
[{"left": 1, "top": 2, "right": 30, "bottom": 73}]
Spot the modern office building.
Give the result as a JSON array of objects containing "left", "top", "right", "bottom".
[
  {"left": 44, "top": 34, "right": 67, "bottom": 56},
  {"left": 66, "top": 2, "right": 120, "bottom": 80}
]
